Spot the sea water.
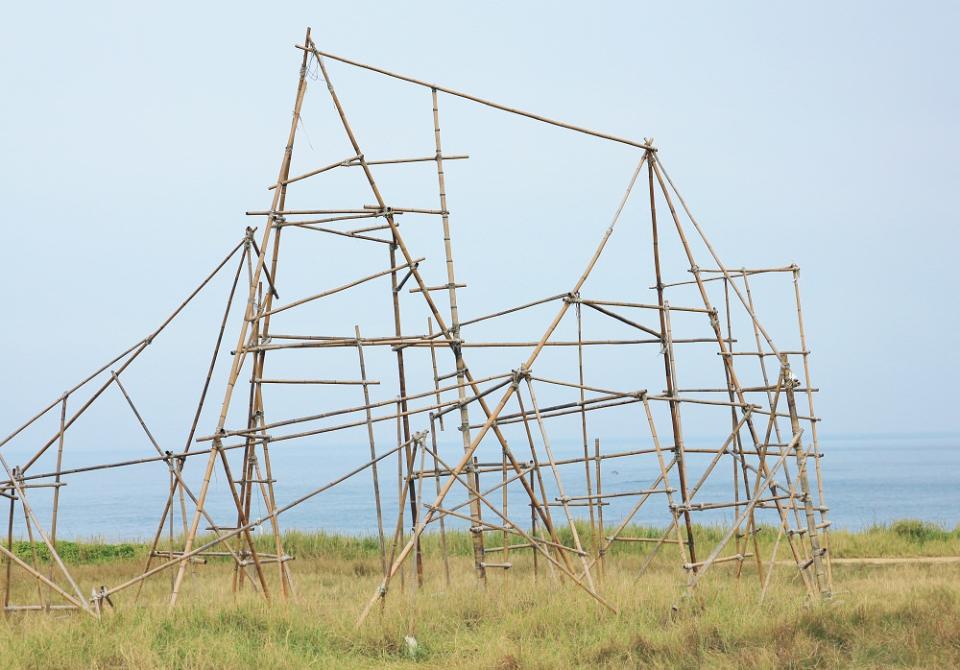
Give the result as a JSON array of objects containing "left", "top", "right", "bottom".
[{"left": 10, "top": 433, "right": 958, "bottom": 541}]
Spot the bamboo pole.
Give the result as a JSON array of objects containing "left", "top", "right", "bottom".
[
  {"left": 299, "top": 46, "right": 655, "bottom": 150},
  {"left": 49, "top": 393, "right": 67, "bottom": 583},
  {"left": 386, "top": 240, "right": 422, "bottom": 587},
  {"left": 594, "top": 437, "right": 605, "bottom": 579},
  {"left": 355, "top": 325, "right": 387, "bottom": 578},
  {"left": 792, "top": 267, "right": 833, "bottom": 590},
  {"left": 255, "top": 256, "right": 424, "bottom": 319},
  {"left": 168, "top": 26, "right": 312, "bottom": 607},
  {"left": 428, "top": 415, "right": 450, "bottom": 587},
  {"left": 3, "top": 498, "right": 12, "bottom": 610},
  {"left": 782, "top": 355, "right": 829, "bottom": 597},
  {"left": 574, "top": 299, "right": 597, "bottom": 559},
  {"left": 523, "top": 378, "right": 597, "bottom": 591},
  {"left": 427, "top": 319, "right": 444, "bottom": 431},
  {"left": 432, "top": 87, "right": 484, "bottom": 581}
]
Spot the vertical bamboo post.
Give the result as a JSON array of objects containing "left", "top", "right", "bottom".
[
  {"left": 428, "top": 415, "right": 451, "bottom": 587},
  {"left": 251, "top": 280, "right": 292, "bottom": 596},
  {"left": 49, "top": 395, "right": 67, "bottom": 542},
  {"left": 593, "top": 437, "right": 605, "bottom": 580},
  {"left": 662, "top": 302, "right": 698, "bottom": 566},
  {"left": 574, "top": 298, "right": 598, "bottom": 556},
  {"left": 501, "top": 445, "right": 509, "bottom": 586},
  {"left": 431, "top": 87, "right": 486, "bottom": 582},
  {"left": 792, "top": 267, "right": 833, "bottom": 590},
  {"left": 20, "top": 488, "right": 46, "bottom": 610},
  {"left": 530, "top": 501, "right": 539, "bottom": 580},
  {"left": 427, "top": 319, "right": 444, "bottom": 431},
  {"left": 356, "top": 325, "right": 387, "bottom": 577},
  {"left": 646, "top": 153, "right": 698, "bottom": 567},
  {"left": 723, "top": 275, "right": 765, "bottom": 585},
  {"left": 387, "top": 241, "right": 422, "bottom": 587},
  {"left": 3, "top": 497, "right": 12, "bottom": 611},
  {"left": 781, "top": 354, "right": 829, "bottom": 598}
]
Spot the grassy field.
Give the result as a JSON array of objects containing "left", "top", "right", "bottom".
[{"left": 1, "top": 521, "right": 958, "bottom": 669}]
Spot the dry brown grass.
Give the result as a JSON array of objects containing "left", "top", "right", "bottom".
[{"left": 0, "top": 525, "right": 958, "bottom": 668}]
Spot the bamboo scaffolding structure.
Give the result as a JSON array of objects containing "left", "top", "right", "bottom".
[{"left": 2, "top": 32, "right": 835, "bottom": 624}]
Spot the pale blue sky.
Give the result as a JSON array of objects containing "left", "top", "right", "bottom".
[{"left": 2, "top": 1, "right": 958, "bottom": 445}]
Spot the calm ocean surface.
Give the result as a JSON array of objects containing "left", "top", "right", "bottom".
[{"left": 13, "top": 433, "right": 959, "bottom": 541}]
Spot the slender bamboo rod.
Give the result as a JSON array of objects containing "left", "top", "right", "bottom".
[
  {"left": 355, "top": 326, "right": 387, "bottom": 578},
  {"left": 298, "top": 46, "right": 655, "bottom": 150},
  {"left": 19, "top": 237, "right": 246, "bottom": 474},
  {"left": 574, "top": 299, "right": 597, "bottom": 557},
  {"left": 792, "top": 267, "right": 833, "bottom": 589},
  {"left": 430, "top": 89, "right": 485, "bottom": 578},
  {"left": 168, "top": 26, "right": 313, "bottom": 607},
  {"left": 254, "top": 257, "right": 424, "bottom": 319},
  {"left": 428, "top": 415, "right": 451, "bottom": 587}
]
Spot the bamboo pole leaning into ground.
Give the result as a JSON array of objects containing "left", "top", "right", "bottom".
[{"left": 168, "top": 26, "right": 313, "bottom": 608}]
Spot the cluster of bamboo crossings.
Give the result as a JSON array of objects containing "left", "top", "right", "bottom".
[{"left": 0, "top": 28, "right": 832, "bottom": 621}]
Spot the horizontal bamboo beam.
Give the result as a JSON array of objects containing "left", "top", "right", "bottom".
[
  {"left": 275, "top": 222, "right": 393, "bottom": 244},
  {"left": 684, "top": 553, "right": 754, "bottom": 570},
  {"left": 609, "top": 536, "right": 681, "bottom": 544},
  {"left": 673, "top": 386, "right": 818, "bottom": 393},
  {"left": 409, "top": 282, "right": 466, "bottom": 294},
  {"left": 561, "top": 488, "right": 672, "bottom": 501},
  {"left": 580, "top": 298, "right": 714, "bottom": 314},
  {"left": 269, "top": 154, "right": 469, "bottom": 190},
  {"left": 361, "top": 205, "right": 446, "bottom": 215},
  {"left": 254, "top": 378, "right": 378, "bottom": 385},
  {"left": 239, "top": 336, "right": 733, "bottom": 353}
]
